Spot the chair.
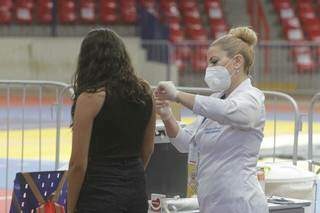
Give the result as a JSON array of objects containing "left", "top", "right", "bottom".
[
  {"left": 9, "top": 171, "right": 67, "bottom": 213},
  {"left": 58, "top": 0, "right": 76, "bottom": 24},
  {"left": 79, "top": 0, "right": 96, "bottom": 24},
  {"left": 0, "top": 0, "right": 12, "bottom": 24},
  {"left": 15, "top": 0, "right": 34, "bottom": 24}
]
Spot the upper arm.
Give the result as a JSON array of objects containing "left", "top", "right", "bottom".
[
  {"left": 141, "top": 82, "right": 156, "bottom": 153},
  {"left": 193, "top": 90, "right": 264, "bottom": 129},
  {"left": 69, "top": 92, "right": 105, "bottom": 167},
  {"left": 142, "top": 96, "right": 156, "bottom": 153}
]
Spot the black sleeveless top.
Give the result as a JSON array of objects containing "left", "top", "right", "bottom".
[{"left": 88, "top": 90, "right": 153, "bottom": 160}]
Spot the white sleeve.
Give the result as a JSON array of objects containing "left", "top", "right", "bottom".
[
  {"left": 192, "top": 90, "right": 264, "bottom": 129},
  {"left": 168, "top": 117, "right": 201, "bottom": 153}
]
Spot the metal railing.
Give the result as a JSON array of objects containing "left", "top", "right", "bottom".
[
  {"left": 0, "top": 80, "right": 73, "bottom": 212},
  {"left": 308, "top": 92, "right": 320, "bottom": 171},
  {"left": 0, "top": 81, "right": 302, "bottom": 212}
]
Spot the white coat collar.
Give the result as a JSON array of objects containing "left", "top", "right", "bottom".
[
  {"left": 226, "top": 78, "right": 252, "bottom": 99},
  {"left": 209, "top": 78, "right": 252, "bottom": 99}
]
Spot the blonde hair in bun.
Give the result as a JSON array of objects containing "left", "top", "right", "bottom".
[
  {"left": 210, "top": 26, "right": 258, "bottom": 74},
  {"left": 229, "top": 27, "right": 257, "bottom": 47}
]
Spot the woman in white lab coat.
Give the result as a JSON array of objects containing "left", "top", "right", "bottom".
[{"left": 154, "top": 27, "right": 268, "bottom": 213}]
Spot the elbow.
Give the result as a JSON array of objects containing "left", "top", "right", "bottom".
[
  {"left": 141, "top": 144, "right": 154, "bottom": 160},
  {"left": 68, "top": 161, "right": 87, "bottom": 175},
  {"left": 145, "top": 145, "right": 155, "bottom": 158}
]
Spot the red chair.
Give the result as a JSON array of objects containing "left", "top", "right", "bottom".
[
  {"left": 192, "top": 46, "right": 208, "bottom": 72},
  {"left": 79, "top": 0, "right": 96, "bottom": 24},
  {"left": 207, "top": 6, "right": 223, "bottom": 19},
  {"left": 120, "top": 0, "right": 137, "bottom": 24},
  {"left": 279, "top": 8, "right": 295, "bottom": 19},
  {"left": 291, "top": 46, "right": 315, "bottom": 73},
  {"left": 211, "top": 27, "right": 227, "bottom": 39},
  {"left": 281, "top": 17, "right": 300, "bottom": 29},
  {"left": 0, "top": 0, "right": 12, "bottom": 24},
  {"left": 204, "top": 0, "right": 221, "bottom": 13},
  {"left": 175, "top": 45, "right": 192, "bottom": 60},
  {"left": 58, "top": 1, "right": 76, "bottom": 24},
  {"left": 161, "top": 1, "right": 180, "bottom": 24},
  {"left": 295, "top": 52, "right": 315, "bottom": 73},
  {"left": 285, "top": 28, "right": 304, "bottom": 41},
  {"left": 15, "top": 0, "right": 34, "bottom": 24},
  {"left": 184, "top": 12, "right": 202, "bottom": 25},
  {"left": 36, "top": 0, "right": 52, "bottom": 24},
  {"left": 100, "top": 0, "right": 118, "bottom": 24},
  {"left": 273, "top": 0, "right": 292, "bottom": 13},
  {"left": 179, "top": 0, "right": 198, "bottom": 14},
  {"left": 169, "top": 23, "right": 184, "bottom": 43},
  {"left": 186, "top": 25, "right": 208, "bottom": 41}
]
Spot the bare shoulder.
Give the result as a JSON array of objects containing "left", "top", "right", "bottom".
[
  {"left": 140, "top": 79, "right": 151, "bottom": 89},
  {"left": 76, "top": 90, "right": 106, "bottom": 117}
]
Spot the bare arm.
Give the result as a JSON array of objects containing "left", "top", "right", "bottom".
[
  {"left": 67, "top": 92, "right": 104, "bottom": 213},
  {"left": 176, "top": 91, "right": 196, "bottom": 111},
  {"left": 140, "top": 96, "right": 156, "bottom": 170}
]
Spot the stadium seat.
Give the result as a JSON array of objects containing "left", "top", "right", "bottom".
[
  {"left": 281, "top": 17, "right": 300, "bottom": 29},
  {"left": 0, "top": 0, "right": 12, "bottom": 24},
  {"left": 295, "top": 52, "right": 315, "bottom": 73},
  {"left": 160, "top": 0, "right": 180, "bottom": 24},
  {"left": 79, "top": 0, "right": 96, "bottom": 24},
  {"left": 120, "top": 0, "right": 137, "bottom": 24},
  {"left": 175, "top": 45, "right": 192, "bottom": 61},
  {"left": 192, "top": 46, "right": 208, "bottom": 72},
  {"left": 37, "top": 0, "right": 52, "bottom": 24},
  {"left": 58, "top": 1, "right": 76, "bottom": 24},
  {"left": 184, "top": 11, "right": 202, "bottom": 25},
  {"left": 100, "top": 0, "right": 119, "bottom": 24},
  {"left": 169, "top": 23, "right": 184, "bottom": 43},
  {"left": 285, "top": 28, "right": 304, "bottom": 41},
  {"left": 15, "top": 0, "right": 34, "bottom": 24},
  {"left": 273, "top": 0, "right": 292, "bottom": 13},
  {"left": 186, "top": 25, "right": 208, "bottom": 41}
]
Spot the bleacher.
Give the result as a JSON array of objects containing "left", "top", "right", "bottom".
[
  {"left": 0, "top": 0, "right": 137, "bottom": 25},
  {"left": 272, "top": 0, "right": 320, "bottom": 73}
]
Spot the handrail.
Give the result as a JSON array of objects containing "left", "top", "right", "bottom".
[{"left": 308, "top": 92, "right": 320, "bottom": 171}]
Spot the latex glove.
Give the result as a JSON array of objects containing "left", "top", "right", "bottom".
[
  {"left": 157, "top": 81, "right": 179, "bottom": 102},
  {"left": 154, "top": 89, "right": 173, "bottom": 121}
]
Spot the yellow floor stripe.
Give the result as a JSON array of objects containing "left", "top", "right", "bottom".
[{"left": 1, "top": 119, "right": 320, "bottom": 161}]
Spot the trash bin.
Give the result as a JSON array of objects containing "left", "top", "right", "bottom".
[{"left": 262, "top": 162, "right": 317, "bottom": 213}]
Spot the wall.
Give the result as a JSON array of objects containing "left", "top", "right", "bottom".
[{"left": 0, "top": 37, "right": 178, "bottom": 85}]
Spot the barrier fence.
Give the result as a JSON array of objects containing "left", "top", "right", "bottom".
[
  {"left": 0, "top": 81, "right": 307, "bottom": 212},
  {"left": 308, "top": 92, "right": 320, "bottom": 172},
  {"left": 0, "top": 80, "right": 73, "bottom": 213}
]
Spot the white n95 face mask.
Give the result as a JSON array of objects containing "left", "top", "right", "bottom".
[{"left": 204, "top": 66, "right": 231, "bottom": 92}]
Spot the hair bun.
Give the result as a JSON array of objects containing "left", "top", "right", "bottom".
[{"left": 229, "top": 26, "right": 257, "bottom": 47}]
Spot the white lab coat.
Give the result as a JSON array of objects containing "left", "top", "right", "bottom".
[{"left": 170, "top": 79, "right": 268, "bottom": 213}]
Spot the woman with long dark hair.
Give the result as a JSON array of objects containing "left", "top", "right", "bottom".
[{"left": 67, "top": 28, "right": 155, "bottom": 213}]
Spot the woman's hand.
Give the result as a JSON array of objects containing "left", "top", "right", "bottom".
[
  {"left": 157, "top": 81, "right": 179, "bottom": 102},
  {"left": 154, "top": 89, "right": 173, "bottom": 121}
]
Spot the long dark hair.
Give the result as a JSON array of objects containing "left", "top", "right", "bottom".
[{"left": 71, "top": 28, "right": 150, "bottom": 123}]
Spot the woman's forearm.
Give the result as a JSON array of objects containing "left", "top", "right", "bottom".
[
  {"left": 163, "top": 114, "right": 180, "bottom": 138},
  {"left": 67, "top": 165, "right": 86, "bottom": 213},
  {"left": 176, "top": 92, "right": 196, "bottom": 111}
]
